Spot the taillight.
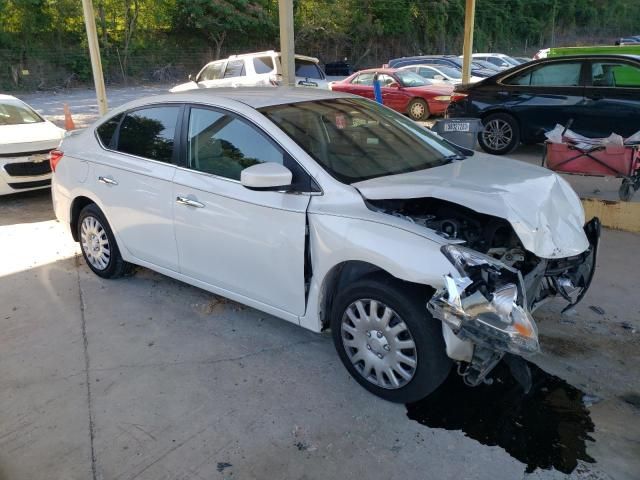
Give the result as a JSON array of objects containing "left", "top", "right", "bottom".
[
  {"left": 450, "top": 92, "right": 468, "bottom": 103},
  {"left": 49, "top": 149, "right": 64, "bottom": 172}
]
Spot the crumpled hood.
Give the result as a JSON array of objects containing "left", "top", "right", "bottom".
[{"left": 353, "top": 153, "right": 589, "bottom": 259}]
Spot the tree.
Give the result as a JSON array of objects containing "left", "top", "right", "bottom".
[{"left": 175, "top": 0, "right": 275, "bottom": 59}]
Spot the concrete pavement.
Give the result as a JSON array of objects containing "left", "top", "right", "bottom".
[{"left": 1, "top": 189, "right": 639, "bottom": 479}]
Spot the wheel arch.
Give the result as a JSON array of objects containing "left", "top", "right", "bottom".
[
  {"left": 69, "top": 195, "right": 96, "bottom": 241},
  {"left": 317, "top": 260, "right": 435, "bottom": 331}
]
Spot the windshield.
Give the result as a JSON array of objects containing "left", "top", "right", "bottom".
[
  {"left": 395, "top": 70, "right": 429, "bottom": 87},
  {"left": 0, "top": 99, "right": 43, "bottom": 126},
  {"left": 260, "top": 98, "right": 461, "bottom": 184}
]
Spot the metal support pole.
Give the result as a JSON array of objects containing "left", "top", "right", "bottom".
[
  {"left": 82, "top": 0, "right": 108, "bottom": 115},
  {"left": 461, "top": 0, "right": 476, "bottom": 85},
  {"left": 278, "top": 0, "right": 295, "bottom": 86}
]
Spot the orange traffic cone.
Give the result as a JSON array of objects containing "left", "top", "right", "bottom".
[{"left": 63, "top": 103, "right": 76, "bottom": 130}]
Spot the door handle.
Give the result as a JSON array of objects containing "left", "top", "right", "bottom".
[
  {"left": 98, "top": 176, "right": 118, "bottom": 185},
  {"left": 176, "top": 196, "right": 204, "bottom": 208}
]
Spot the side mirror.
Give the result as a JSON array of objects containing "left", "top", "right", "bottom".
[
  {"left": 189, "top": 73, "right": 198, "bottom": 83},
  {"left": 434, "top": 75, "right": 444, "bottom": 80},
  {"left": 240, "top": 163, "right": 293, "bottom": 191}
]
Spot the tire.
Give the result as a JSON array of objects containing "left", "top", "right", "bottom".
[
  {"left": 407, "top": 98, "right": 430, "bottom": 121},
  {"left": 77, "top": 203, "right": 132, "bottom": 279},
  {"left": 331, "top": 274, "right": 452, "bottom": 403},
  {"left": 619, "top": 179, "right": 636, "bottom": 202},
  {"left": 479, "top": 112, "right": 520, "bottom": 155}
]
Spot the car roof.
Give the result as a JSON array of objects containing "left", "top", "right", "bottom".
[
  {"left": 354, "top": 68, "right": 398, "bottom": 74},
  {"left": 0, "top": 94, "right": 19, "bottom": 101},
  {"left": 537, "top": 54, "right": 640, "bottom": 61},
  {"left": 109, "top": 87, "right": 355, "bottom": 113}
]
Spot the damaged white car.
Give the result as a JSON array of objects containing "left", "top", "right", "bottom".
[{"left": 51, "top": 88, "right": 599, "bottom": 403}]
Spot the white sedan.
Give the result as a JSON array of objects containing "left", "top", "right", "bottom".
[
  {"left": 0, "top": 95, "right": 65, "bottom": 195},
  {"left": 51, "top": 88, "right": 599, "bottom": 402},
  {"left": 399, "top": 64, "right": 484, "bottom": 85}
]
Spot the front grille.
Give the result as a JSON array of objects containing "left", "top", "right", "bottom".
[
  {"left": 7, "top": 179, "right": 51, "bottom": 190},
  {"left": 4, "top": 161, "right": 51, "bottom": 177}
]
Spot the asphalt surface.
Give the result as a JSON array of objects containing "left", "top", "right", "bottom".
[{"left": 0, "top": 187, "right": 639, "bottom": 480}]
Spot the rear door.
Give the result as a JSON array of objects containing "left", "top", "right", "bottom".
[
  {"left": 172, "top": 105, "right": 311, "bottom": 316},
  {"left": 581, "top": 58, "right": 640, "bottom": 137},
  {"left": 498, "top": 59, "right": 586, "bottom": 141},
  {"left": 92, "top": 105, "right": 181, "bottom": 270}
]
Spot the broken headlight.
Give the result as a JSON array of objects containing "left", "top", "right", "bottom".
[{"left": 428, "top": 245, "right": 540, "bottom": 356}]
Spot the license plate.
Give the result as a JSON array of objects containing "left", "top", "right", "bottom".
[
  {"left": 298, "top": 80, "right": 318, "bottom": 87},
  {"left": 444, "top": 122, "right": 470, "bottom": 132}
]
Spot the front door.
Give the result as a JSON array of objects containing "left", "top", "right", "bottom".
[{"left": 172, "top": 106, "right": 310, "bottom": 316}]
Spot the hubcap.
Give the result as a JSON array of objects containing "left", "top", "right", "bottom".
[
  {"left": 411, "top": 102, "right": 425, "bottom": 118},
  {"left": 341, "top": 299, "right": 417, "bottom": 390},
  {"left": 482, "top": 119, "right": 513, "bottom": 150},
  {"left": 80, "top": 216, "right": 111, "bottom": 270}
]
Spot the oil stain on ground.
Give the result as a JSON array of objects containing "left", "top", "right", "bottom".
[{"left": 406, "top": 362, "right": 595, "bottom": 474}]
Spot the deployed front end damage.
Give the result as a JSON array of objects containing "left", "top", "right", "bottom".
[
  {"left": 427, "top": 218, "right": 600, "bottom": 388},
  {"left": 364, "top": 196, "right": 600, "bottom": 388}
]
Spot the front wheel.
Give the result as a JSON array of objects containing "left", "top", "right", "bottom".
[
  {"left": 407, "top": 98, "right": 430, "bottom": 121},
  {"left": 619, "top": 178, "right": 637, "bottom": 201},
  {"left": 479, "top": 112, "right": 520, "bottom": 155},
  {"left": 331, "top": 274, "right": 452, "bottom": 403}
]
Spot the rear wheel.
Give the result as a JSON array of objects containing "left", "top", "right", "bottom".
[
  {"left": 407, "top": 98, "right": 430, "bottom": 121},
  {"left": 479, "top": 112, "right": 520, "bottom": 155},
  {"left": 331, "top": 274, "right": 452, "bottom": 403},
  {"left": 78, "top": 203, "right": 132, "bottom": 279},
  {"left": 619, "top": 179, "right": 637, "bottom": 201}
]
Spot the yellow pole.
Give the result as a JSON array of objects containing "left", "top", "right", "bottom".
[
  {"left": 81, "top": 0, "right": 108, "bottom": 115},
  {"left": 461, "top": 0, "right": 476, "bottom": 85},
  {"left": 278, "top": 0, "right": 295, "bottom": 86}
]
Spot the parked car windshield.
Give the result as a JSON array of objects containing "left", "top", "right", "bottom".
[
  {"left": 260, "top": 98, "right": 461, "bottom": 184},
  {"left": 294, "top": 59, "right": 324, "bottom": 79},
  {"left": 395, "top": 70, "right": 430, "bottom": 87},
  {"left": 0, "top": 99, "right": 44, "bottom": 125}
]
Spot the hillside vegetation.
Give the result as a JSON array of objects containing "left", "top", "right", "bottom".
[{"left": 1, "top": 0, "right": 638, "bottom": 89}]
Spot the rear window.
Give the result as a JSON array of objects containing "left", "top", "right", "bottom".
[
  {"left": 96, "top": 113, "right": 123, "bottom": 148},
  {"left": 253, "top": 56, "right": 274, "bottom": 74},
  {"left": 0, "top": 99, "right": 43, "bottom": 125},
  {"left": 295, "top": 59, "right": 324, "bottom": 79},
  {"left": 505, "top": 62, "right": 582, "bottom": 87}
]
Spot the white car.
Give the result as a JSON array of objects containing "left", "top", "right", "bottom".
[
  {"left": 0, "top": 95, "right": 65, "bottom": 195},
  {"left": 468, "top": 53, "right": 521, "bottom": 70},
  {"left": 399, "top": 64, "right": 484, "bottom": 85},
  {"left": 171, "top": 51, "right": 329, "bottom": 92},
  {"left": 51, "top": 88, "right": 599, "bottom": 403}
]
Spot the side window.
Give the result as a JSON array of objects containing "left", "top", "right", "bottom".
[
  {"left": 253, "top": 56, "right": 274, "bottom": 74},
  {"left": 187, "top": 108, "right": 284, "bottom": 181},
  {"left": 378, "top": 74, "right": 395, "bottom": 86},
  {"left": 505, "top": 62, "right": 582, "bottom": 87},
  {"left": 96, "top": 113, "right": 123, "bottom": 148},
  {"left": 199, "top": 62, "right": 224, "bottom": 81},
  {"left": 591, "top": 61, "right": 640, "bottom": 88},
  {"left": 224, "top": 60, "right": 245, "bottom": 78},
  {"left": 352, "top": 73, "right": 374, "bottom": 85},
  {"left": 419, "top": 68, "right": 435, "bottom": 79},
  {"left": 116, "top": 106, "right": 180, "bottom": 163}
]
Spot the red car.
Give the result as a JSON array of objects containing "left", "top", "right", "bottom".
[{"left": 330, "top": 68, "right": 453, "bottom": 121}]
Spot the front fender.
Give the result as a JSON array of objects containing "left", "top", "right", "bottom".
[{"left": 300, "top": 212, "right": 456, "bottom": 332}]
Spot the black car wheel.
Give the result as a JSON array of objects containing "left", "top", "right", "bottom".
[
  {"left": 479, "top": 112, "right": 520, "bottom": 155},
  {"left": 331, "top": 273, "right": 452, "bottom": 403}
]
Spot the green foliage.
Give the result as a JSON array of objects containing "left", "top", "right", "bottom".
[{"left": 1, "top": 0, "right": 640, "bottom": 90}]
